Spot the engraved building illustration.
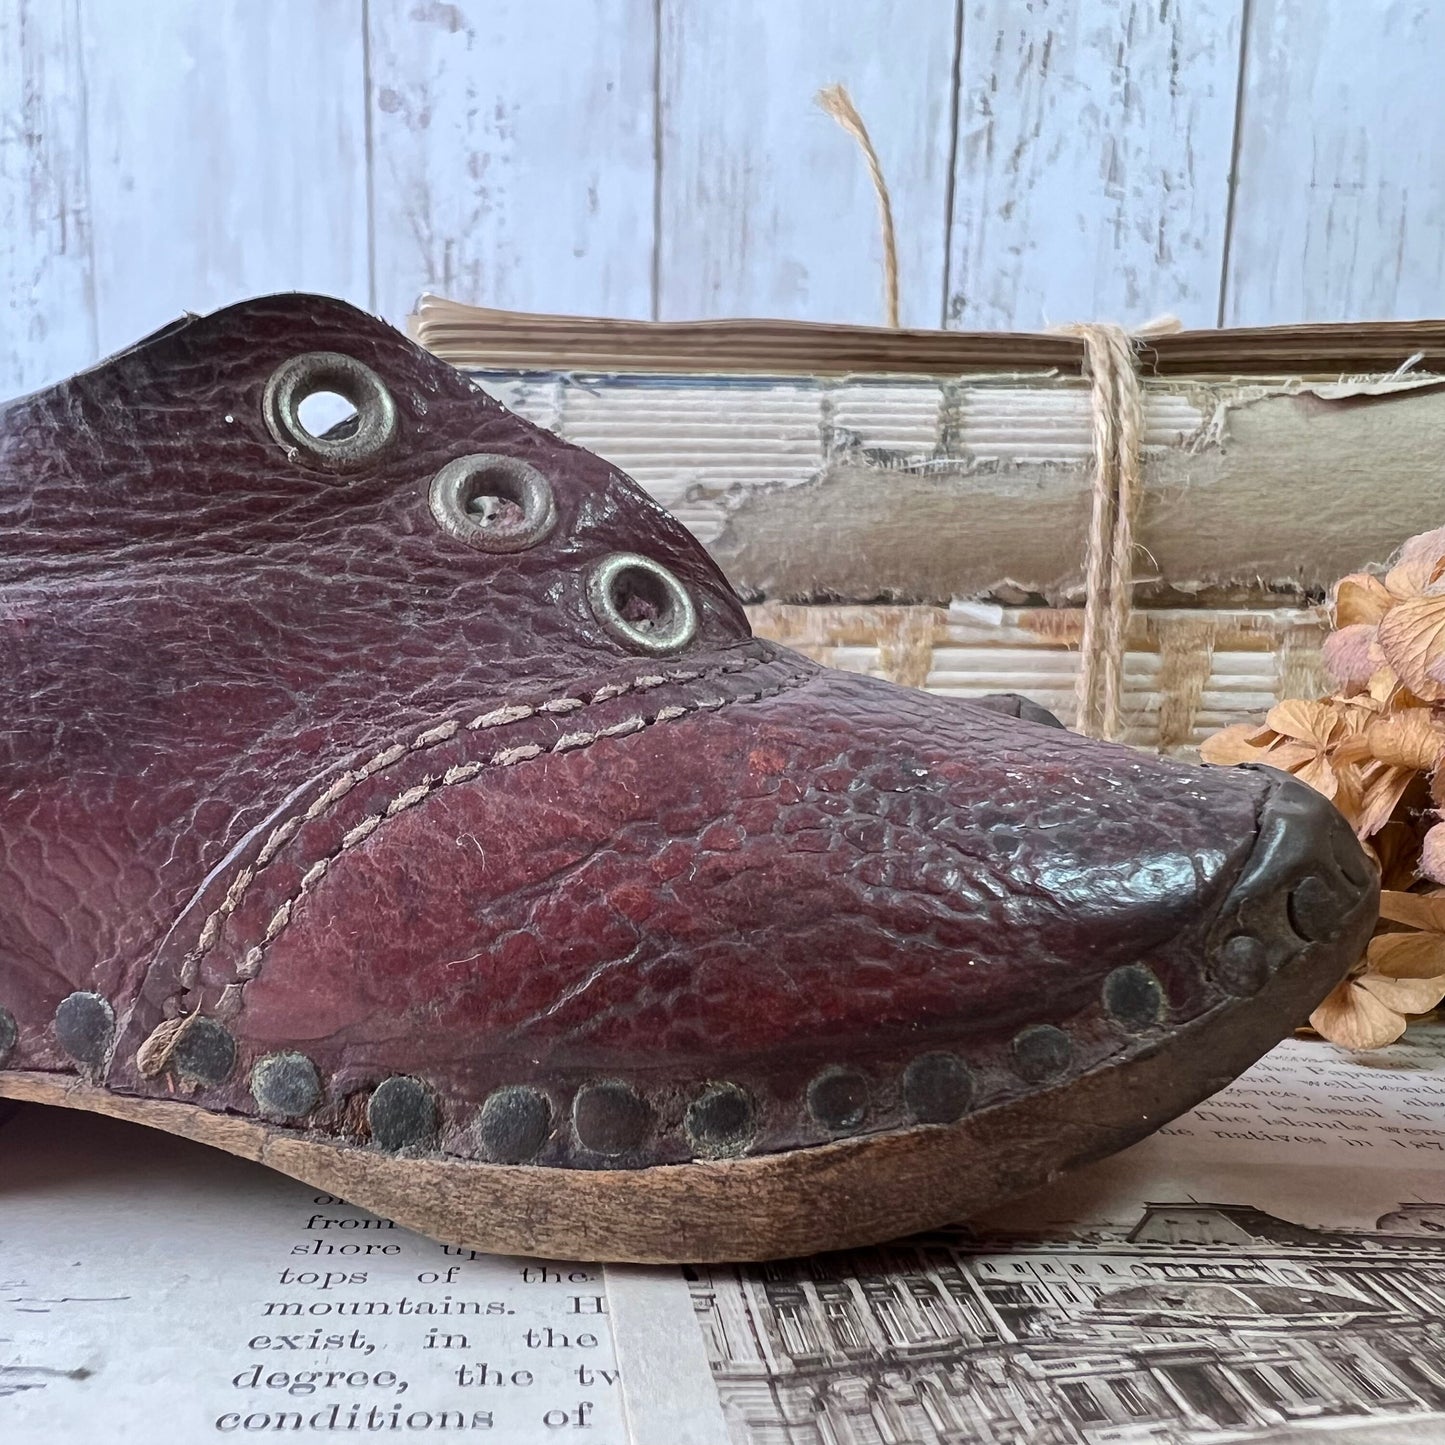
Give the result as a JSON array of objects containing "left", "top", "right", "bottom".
[{"left": 687, "top": 1202, "right": 1445, "bottom": 1444}]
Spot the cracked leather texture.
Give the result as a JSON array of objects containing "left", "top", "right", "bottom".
[
  {"left": 0, "top": 293, "right": 1322, "bottom": 1167},
  {"left": 1, "top": 296, "right": 745, "bottom": 1051}
]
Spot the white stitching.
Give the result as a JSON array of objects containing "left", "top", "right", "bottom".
[
  {"left": 255, "top": 815, "right": 304, "bottom": 867},
  {"left": 494, "top": 742, "right": 544, "bottom": 765},
  {"left": 299, "top": 857, "right": 330, "bottom": 890},
  {"left": 468, "top": 704, "right": 533, "bottom": 730},
  {"left": 307, "top": 772, "right": 361, "bottom": 818},
  {"left": 413, "top": 720, "right": 460, "bottom": 747},
  {"left": 224, "top": 867, "right": 255, "bottom": 910},
  {"left": 385, "top": 781, "right": 434, "bottom": 817},
  {"left": 239, "top": 707, "right": 628, "bottom": 972},
  {"left": 553, "top": 729, "right": 598, "bottom": 752},
  {"left": 342, "top": 814, "right": 382, "bottom": 849},
  {"left": 357, "top": 742, "right": 407, "bottom": 780},
  {"left": 263, "top": 900, "right": 293, "bottom": 942},
  {"left": 598, "top": 716, "right": 645, "bottom": 738},
  {"left": 222, "top": 660, "right": 806, "bottom": 985},
  {"left": 187, "top": 655, "right": 765, "bottom": 976}
]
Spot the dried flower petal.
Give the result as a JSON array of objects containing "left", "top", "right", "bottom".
[
  {"left": 1376, "top": 594, "right": 1445, "bottom": 702},
  {"left": 1292, "top": 751, "right": 1340, "bottom": 799},
  {"left": 1356, "top": 972, "right": 1445, "bottom": 1016},
  {"left": 1203, "top": 526, "right": 1445, "bottom": 1049},
  {"left": 1334, "top": 573, "right": 1394, "bottom": 627},
  {"left": 1385, "top": 558, "right": 1431, "bottom": 600},
  {"left": 1336, "top": 695, "right": 1384, "bottom": 730},
  {"left": 1330, "top": 761, "right": 1366, "bottom": 828},
  {"left": 1431, "top": 770, "right": 1445, "bottom": 809},
  {"left": 1352, "top": 763, "right": 1415, "bottom": 839},
  {"left": 1366, "top": 930, "right": 1445, "bottom": 978},
  {"left": 1392, "top": 525, "right": 1445, "bottom": 579},
  {"left": 1323, "top": 623, "right": 1383, "bottom": 687},
  {"left": 1385, "top": 529, "right": 1445, "bottom": 600},
  {"left": 1362, "top": 710, "right": 1445, "bottom": 771},
  {"left": 1310, "top": 978, "right": 1409, "bottom": 1049},
  {"left": 1379, "top": 890, "right": 1445, "bottom": 931},
  {"left": 1199, "top": 722, "right": 1274, "bottom": 766},
  {"left": 1266, "top": 699, "right": 1341, "bottom": 748},
  {"left": 1423, "top": 822, "right": 1445, "bottom": 886},
  {"left": 1367, "top": 667, "right": 1403, "bottom": 705},
  {"left": 1370, "top": 827, "right": 1422, "bottom": 891}
]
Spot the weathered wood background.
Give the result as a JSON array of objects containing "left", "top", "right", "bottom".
[{"left": 3, "top": 0, "right": 1443, "bottom": 401}]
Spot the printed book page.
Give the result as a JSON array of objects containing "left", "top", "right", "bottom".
[
  {"left": 608, "top": 1026, "right": 1445, "bottom": 1445},
  {"left": 9, "top": 1030, "right": 1445, "bottom": 1444},
  {"left": 0, "top": 1105, "right": 626, "bottom": 1443}
]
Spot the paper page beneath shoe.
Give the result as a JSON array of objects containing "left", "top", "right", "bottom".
[
  {"left": 607, "top": 1025, "right": 1445, "bottom": 1445},
  {"left": 8, "top": 1030, "right": 1445, "bottom": 1445},
  {"left": 0, "top": 1106, "right": 627, "bottom": 1444}
]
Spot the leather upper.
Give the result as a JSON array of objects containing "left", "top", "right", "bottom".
[
  {"left": 1, "top": 295, "right": 745, "bottom": 1014},
  {"left": 0, "top": 294, "right": 1311, "bottom": 1168}
]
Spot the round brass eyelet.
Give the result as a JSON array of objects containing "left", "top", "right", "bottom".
[
  {"left": 586, "top": 552, "right": 697, "bottom": 655},
  {"left": 262, "top": 351, "right": 397, "bottom": 472},
  {"left": 428, "top": 453, "right": 557, "bottom": 553}
]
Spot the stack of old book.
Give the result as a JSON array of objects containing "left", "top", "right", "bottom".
[{"left": 412, "top": 297, "right": 1445, "bottom": 754}]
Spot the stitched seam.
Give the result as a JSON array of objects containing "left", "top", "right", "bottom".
[
  {"left": 178, "top": 654, "right": 775, "bottom": 985},
  {"left": 180, "top": 656, "right": 760, "bottom": 981},
  {"left": 226, "top": 666, "right": 805, "bottom": 988}
]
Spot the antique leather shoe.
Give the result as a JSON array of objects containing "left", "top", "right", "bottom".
[{"left": 0, "top": 295, "right": 1377, "bottom": 1262}]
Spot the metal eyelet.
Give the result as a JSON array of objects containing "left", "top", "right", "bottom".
[
  {"left": 587, "top": 552, "right": 698, "bottom": 655},
  {"left": 262, "top": 351, "right": 397, "bottom": 472},
  {"left": 428, "top": 453, "right": 557, "bottom": 553}
]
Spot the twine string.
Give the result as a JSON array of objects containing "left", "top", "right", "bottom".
[
  {"left": 817, "top": 84, "right": 900, "bottom": 329},
  {"left": 820, "top": 82, "right": 1181, "bottom": 742},
  {"left": 1057, "top": 317, "right": 1180, "bottom": 739}
]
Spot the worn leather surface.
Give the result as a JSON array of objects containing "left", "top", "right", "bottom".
[{"left": 0, "top": 294, "right": 1366, "bottom": 1169}]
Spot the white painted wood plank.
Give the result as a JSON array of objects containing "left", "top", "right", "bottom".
[
  {"left": 656, "top": 0, "right": 957, "bottom": 327},
  {"left": 0, "top": 0, "right": 95, "bottom": 399},
  {"left": 1224, "top": 0, "right": 1445, "bottom": 325},
  {"left": 368, "top": 0, "right": 656, "bottom": 324},
  {"left": 948, "top": 0, "right": 1244, "bottom": 330},
  {"left": 76, "top": 0, "right": 369, "bottom": 357}
]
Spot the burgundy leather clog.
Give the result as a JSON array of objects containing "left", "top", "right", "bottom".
[{"left": 0, "top": 296, "right": 1377, "bottom": 1261}]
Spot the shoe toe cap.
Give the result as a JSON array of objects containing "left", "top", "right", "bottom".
[{"left": 1203, "top": 769, "right": 1377, "bottom": 998}]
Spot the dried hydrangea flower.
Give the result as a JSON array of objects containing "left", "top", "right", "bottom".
[
  {"left": 1205, "top": 525, "right": 1445, "bottom": 1048},
  {"left": 1309, "top": 913, "right": 1445, "bottom": 1049}
]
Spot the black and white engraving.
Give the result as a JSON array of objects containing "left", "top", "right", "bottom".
[{"left": 689, "top": 1201, "right": 1445, "bottom": 1444}]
